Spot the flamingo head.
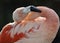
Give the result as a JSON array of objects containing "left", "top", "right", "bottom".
[{"left": 12, "top": 5, "right": 41, "bottom": 22}]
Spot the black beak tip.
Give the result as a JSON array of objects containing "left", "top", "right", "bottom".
[{"left": 30, "top": 5, "right": 41, "bottom": 13}]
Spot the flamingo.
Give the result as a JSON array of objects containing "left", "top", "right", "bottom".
[{"left": 0, "top": 5, "right": 59, "bottom": 43}]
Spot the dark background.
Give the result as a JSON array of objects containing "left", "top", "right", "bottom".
[{"left": 0, "top": 0, "right": 60, "bottom": 43}]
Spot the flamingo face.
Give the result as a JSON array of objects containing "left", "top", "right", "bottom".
[{"left": 12, "top": 5, "right": 41, "bottom": 22}]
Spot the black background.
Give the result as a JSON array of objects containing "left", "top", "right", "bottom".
[{"left": 0, "top": 0, "right": 60, "bottom": 43}]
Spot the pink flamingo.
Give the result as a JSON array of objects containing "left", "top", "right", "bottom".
[{"left": 0, "top": 5, "right": 59, "bottom": 43}]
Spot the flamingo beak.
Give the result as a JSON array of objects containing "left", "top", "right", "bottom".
[
  {"left": 30, "top": 5, "right": 41, "bottom": 13},
  {"left": 22, "top": 5, "right": 41, "bottom": 14}
]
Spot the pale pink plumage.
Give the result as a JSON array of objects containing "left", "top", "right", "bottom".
[{"left": 0, "top": 6, "right": 59, "bottom": 43}]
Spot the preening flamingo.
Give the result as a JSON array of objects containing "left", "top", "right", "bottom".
[{"left": 0, "top": 5, "right": 59, "bottom": 43}]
